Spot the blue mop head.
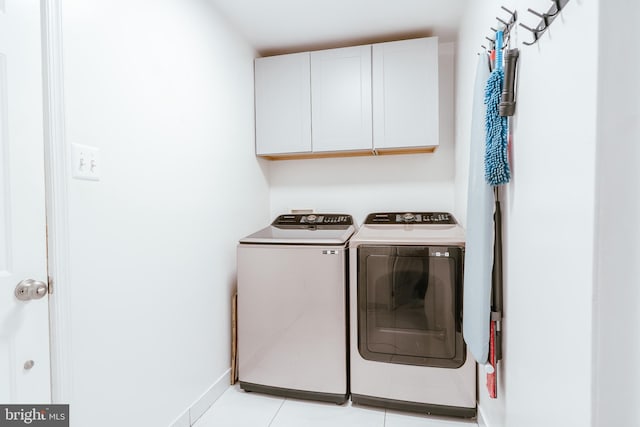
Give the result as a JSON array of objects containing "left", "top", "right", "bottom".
[{"left": 484, "top": 69, "right": 510, "bottom": 186}]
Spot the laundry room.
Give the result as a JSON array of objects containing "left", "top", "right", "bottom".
[{"left": 3, "top": 0, "right": 638, "bottom": 427}]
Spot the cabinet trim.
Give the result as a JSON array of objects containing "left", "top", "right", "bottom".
[{"left": 258, "top": 146, "right": 437, "bottom": 160}]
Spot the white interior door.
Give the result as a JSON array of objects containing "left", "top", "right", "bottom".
[{"left": 0, "top": 0, "right": 51, "bottom": 403}]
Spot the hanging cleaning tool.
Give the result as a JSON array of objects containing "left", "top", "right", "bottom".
[
  {"left": 483, "top": 29, "right": 510, "bottom": 399},
  {"left": 487, "top": 186, "right": 505, "bottom": 399},
  {"left": 484, "top": 30, "right": 510, "bottom": 186},
  {"left": 499, "top": 48, "right": 519, "bottom": 117}
]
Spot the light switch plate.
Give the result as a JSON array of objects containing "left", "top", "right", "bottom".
[{"left": 71, "top": 143, "right": 100, "bottom": 181}]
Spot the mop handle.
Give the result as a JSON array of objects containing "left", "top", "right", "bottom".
[{"left": 495, "top": 31, "right": 504, "bottom": 71}]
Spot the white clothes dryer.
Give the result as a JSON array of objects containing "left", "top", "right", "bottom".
[
  {"left": 349, "top": 212, "right": 476, "bottom": 418},
  {"left": 237, "top": 213, "right": 355, "bottom": 404}
]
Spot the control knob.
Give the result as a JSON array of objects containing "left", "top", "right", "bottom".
[{"left": 402, "top": 213, "right": 416, "bottom": 223}]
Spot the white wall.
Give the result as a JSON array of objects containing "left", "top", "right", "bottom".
[
  {"left": 455, "top": 1, "right": 598, "bottom": 426},
  {"left": 592, "top": 1, "right": 640, "bottom": 425},
  {"left": 60, "top": 1, "right": 269, "bottom": 425},
  {"left": 269, "top": 43, "right": 456, "bottom": 224}
]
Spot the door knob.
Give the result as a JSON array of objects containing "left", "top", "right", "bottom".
[{"left": 14, "top": 279, "right": 48, "bottom": 301}]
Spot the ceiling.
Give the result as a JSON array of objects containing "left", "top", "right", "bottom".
[{"left": 208, "top": 0, "right": 470, "bottom": 56}]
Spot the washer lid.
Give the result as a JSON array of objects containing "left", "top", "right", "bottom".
[{"left": 240, "top": 214, "right": 356, "bottom": 245}]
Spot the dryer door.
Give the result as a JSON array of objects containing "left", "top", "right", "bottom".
[{"left": 357, "top": 245, "right": 465, "bottom": 368}]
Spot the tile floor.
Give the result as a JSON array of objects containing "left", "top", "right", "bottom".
[{"left": 195, "top": 385, "right": 478, "bottom": 427}]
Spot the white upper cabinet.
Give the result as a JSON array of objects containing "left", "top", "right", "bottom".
[
  {"left": 372, "top": 37, "right": 439, "bottom": 151},
  {"left": 253, "top": 37, "right": 441, "bottom": 159},
  {"left": 254, "top": 52, "right": 311, "bottom": 156},
  {"left": 310, "top": 45, "right": 372, "bottom": 153}
]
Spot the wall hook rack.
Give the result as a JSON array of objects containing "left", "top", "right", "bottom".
[
  {"left": 480, "top": 6, "right": 518, "bottom": 53},
  {"left": 499, "top": 6, "right": 518, "bottom": 33},
  {"left": 519, "top": 0, "right": 570, "bottom": 46}
]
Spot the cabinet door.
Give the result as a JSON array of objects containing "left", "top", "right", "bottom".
[
  {"left": 255, "top": 52, "right": 311, "bottom": 155},
  {"left": 310, "top": 45, "right": 372, "bottom": 153},
  {"left": 373, "top": 37, "right": 439, "bottom": 150}
]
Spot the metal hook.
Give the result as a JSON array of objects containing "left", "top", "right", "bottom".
[
  {"left": 546, "top": 0, "right": 563, "bottom": 18},
  {"left": 496, "top": 17, "right": 510, "bottom": 28},
  {"left": 496, "top": 5, "right": 518, "bottom": 46},
  {"left": 500, "top": 6, "right": 518, "bottom": 31},
  {"left": 518, "top": 23, "right": 540, "bottom": 46},
  {"left": 502, "top": 32, "right": 511, "bottom": 50},
  {"left": 500, "top": 6, "right": 517, "bottom": 21},
  {"left": 527, "top": 8, "right": 550, "bottom": 28}
]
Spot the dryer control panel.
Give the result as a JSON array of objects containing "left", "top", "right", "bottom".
[
  {"left": 365, "top": 212, "right": 457, "bottom": 225},
  {"left": 272, "top": 214, "right": 353, "bottom": 228}
]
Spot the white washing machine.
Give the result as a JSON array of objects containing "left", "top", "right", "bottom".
[
  {"left": 237, "top": 213, "right": 355, "bottom": 404},
  {"left": 349, "top": 212, "right": 476, "bottom": 418}
]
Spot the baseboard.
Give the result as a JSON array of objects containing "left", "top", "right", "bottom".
[
  {"left": 169, "top": 368, "right": 231, "bottom": 427},
  {"left": 190, "top": 369, "right": 231, "bottom": 424},
  {"left": 477, "top": 405, "right": 489, "bottom": 427},
  {"left": 170, "top": 410, "right": 190, "bottom": 427}
]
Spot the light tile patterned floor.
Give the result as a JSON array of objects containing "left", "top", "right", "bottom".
[{"left": 194, "top": 385, "right": 478, "bottom": 427}]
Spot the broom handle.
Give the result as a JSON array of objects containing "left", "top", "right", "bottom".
[{"left": 492, "top": 186, "right": 504, "bottom": 361}]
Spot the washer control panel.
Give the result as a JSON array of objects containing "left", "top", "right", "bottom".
[
  {"left": 365, "top": 212, "right": 456, "bottom": 225},
  {"left": 273, "top": 214, "right": 353, "bottom": 228}
]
